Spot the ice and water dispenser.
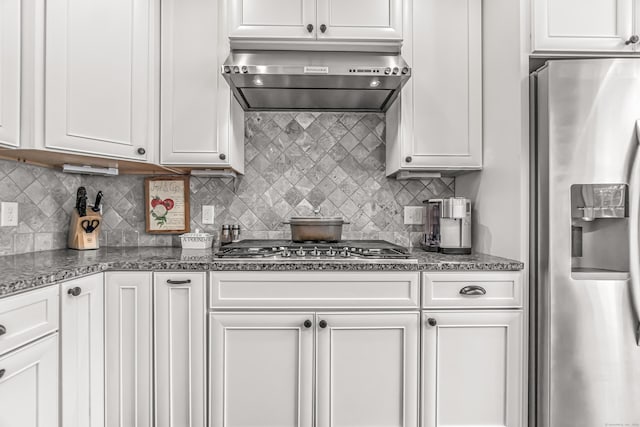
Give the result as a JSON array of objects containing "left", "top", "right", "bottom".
[{"left": 571, "top": 184, "right": 630, "bottom": 278}]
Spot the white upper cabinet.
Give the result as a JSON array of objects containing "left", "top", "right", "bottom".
[
  {"left": 0, "top": 0, "right": 21, "bottom": 148},
  {"left": 44, "top": 0, "right": 158, "bottom": 161},
  {"left": 386, "top": 0, "right": 482, "bottom": 175},
  {"left": 161, "top": 0, "right": 244, "bottom": 170},
  {"left": 228, "top": 0, "right": 404, "bottom": 44},
  {"left": 229, "top": 0, "right": 317, "bottom": 40},
  {"left": 316, "top": 0, "right": 403, "bottom": 41},
  {"left": 533, "top": 0, "right": 636, "bottom": 52}
]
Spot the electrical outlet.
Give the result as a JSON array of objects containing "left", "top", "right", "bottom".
[
  {"left": 202, "top": 205, "right": 215, "bottom": 225},
  {"left": 1, "top": 202, "right": 18, "bottom": 227},
  {"left": 403, "top": 206, "right": 424, "bottom": 225}
]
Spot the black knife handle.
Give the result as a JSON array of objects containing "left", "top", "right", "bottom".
[{"left": 92, "top": 191, "right": 103, "bottom": 212}]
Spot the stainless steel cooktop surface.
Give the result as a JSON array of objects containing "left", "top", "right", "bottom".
[{"left": 215, "top": 240, "right": 417, "bottom": 263}]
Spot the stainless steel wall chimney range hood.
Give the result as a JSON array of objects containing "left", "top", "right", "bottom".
[{"left": 221, "top": 51, "right": 411, "bottom": 112}]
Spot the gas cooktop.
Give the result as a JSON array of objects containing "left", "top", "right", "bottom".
[{"left": 215, "top": 240, "right": 417, "bottom": 263}]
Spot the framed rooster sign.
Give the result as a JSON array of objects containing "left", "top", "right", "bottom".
[{"left": 144, "top": 176, "right": 190, "bottom": 234}]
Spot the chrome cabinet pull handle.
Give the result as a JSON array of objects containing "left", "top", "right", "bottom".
[
  {"left": 166, "top": 279, "right": 192, "bottom": 285},
  {"left": 459, "top": 285, "right": 487, "bottom": 296}
]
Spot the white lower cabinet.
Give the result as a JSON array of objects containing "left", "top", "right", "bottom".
[
  {"left": 421, "top": 311, "right": 523, "bottom": 427},
  {"left": 210, "top": 311, "right": 419, "bottom": 427},
  {"left": 210, "top": 312, "right": 315, "bottom": 427},
  {"left": 60, "top": 274, "right": 105, "bottom": 427},
  {"left": 316, "top": 313, "right": 419, "bottom": 427},
  {"left": 154, "top": 273, "right": 206, "bottom": 427},
  {"left": 0, "top": 333, "right": 59, "bottom": 427},
  {"left": 105, "top": 272, "right": 153, "bottom": 427}
]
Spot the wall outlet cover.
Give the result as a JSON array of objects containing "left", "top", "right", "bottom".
[
  {"left": 404, "top": 206, "right": 424, "bottom": 225},
  {"left": 202, "top": 205, "right": 215, "bottom": 225},
  {"left": 1, "top": 202, "right": 19, "bottom": 227}
]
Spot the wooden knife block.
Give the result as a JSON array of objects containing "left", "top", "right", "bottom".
[{"left": 68, "top": 210, "right": 102, "bottom": 250}]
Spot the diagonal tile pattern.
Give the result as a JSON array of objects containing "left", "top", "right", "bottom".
[{"left": 0, "top": 112, "right": 454, "bottom": 255}]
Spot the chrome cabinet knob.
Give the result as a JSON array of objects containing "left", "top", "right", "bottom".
[
  {"left": 304, "top": 320, "right": 312, "bottom": 328},
  {"left": 0, "top": 325, "right": 6, "bottom": 336},
  {"left": 219, "top": 153, "right": 226, "bottom": 160},
  {"left": 320, "top": 24, "right": 327, "bottom": 33},
  {"left": 307, "top": 24, "right": 314, "bottom": 33},
  {"left": 137, "top": 147, "right": 146, "bottom": 155},
  {"left": 405, "top": 156, "right": 412, "bottom": 163},
  {"left": 67, "top": 287, "right": 82, "bottom": 297},
  {"left": 0, "top": 369, "right": 5, "bottom": 379},
  {"left": 626, "top": 35, "right": 640, "bottom": 45},
  {"left": 427, "top": 318, "right": 437, "bottom": 327},
  {"left": 319, "top": 320, "right": 328, "bottom": 328}
]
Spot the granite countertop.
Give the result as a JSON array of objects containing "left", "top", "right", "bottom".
[{"left": 0, "top": 246, "right": 524, "bottom": 299}]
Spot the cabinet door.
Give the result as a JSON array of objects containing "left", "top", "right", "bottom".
[
  {"left": 105, "top": 272, "right": 153, "bottom": 427},
  {"left": 154, "top": 273, "right": 206, "bottom": 427},
  {"left": 387, "top": 0, "right": 482, "bottom": 175},
  {"left": 316, "top": 313, "right": 419, "bottom": 427},
  {"left": 210, "top": 312, "right": 314, "bottom": 427},
  {"left": 0, "top": 0, "right": 20, "bottom": 147},
  {"left": 422, "top": 311, "right": 523, "bottom": 427},
  {"left": 161, "top": 0, "right": 244, "bottom": 169},
  {"left": 60, "top": 275, "right": 104, "bottom": 427},
  {"left": 316, "top": 0, "right": 403, "bottom": 41},
  {"left": 0, "top": 334, "right": 58, "bottom": 427},
  {"left": 228, "top": 0, "right": 316, "bottom": 40},
  {"left": 44, "top": 0, "right": 157, "bottom": 161},
  {"left": 533, "top": 0, "right": 633, "bottom": 52}
]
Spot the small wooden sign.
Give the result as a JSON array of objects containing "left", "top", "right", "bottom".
[{"left": 144, "top": 176, "right": 190, "bottom": 234}]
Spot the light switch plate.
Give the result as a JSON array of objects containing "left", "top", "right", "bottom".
[
  {"left": 1, "top": 202, "right": 18, "bottom": 227},
  {"left": 202, "top": 205, "right": 215, "bottom": 225},
  {"left": 404, "top": 206, "right": 424, "bottom": 225}
]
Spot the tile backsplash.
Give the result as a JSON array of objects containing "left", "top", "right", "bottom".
[{"left": 0, "top": 112, "right": 454, "bottom": 256}]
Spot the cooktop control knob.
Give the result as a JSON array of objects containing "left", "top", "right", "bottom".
[
  {"left": 311, "top": 247, "right": 320, "bottom": 257},
  {"left": 327, "top": 247, "right": 336, "bottom": 257},
  {"left": 392, "top": 67, "right": 399, "bottom": 75},
  {"left": 296, "top": 247, "right": 306, "bottom": 257},
  {"left": 281, "top": 248, "right": 291, "bottom": 257},
  {"left": 340, "top": 248, "right": 350, "bottom": 257}
]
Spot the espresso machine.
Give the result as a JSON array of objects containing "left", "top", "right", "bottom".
[{"left": 422, "top": 197, "right": 472, "bottom": 254}]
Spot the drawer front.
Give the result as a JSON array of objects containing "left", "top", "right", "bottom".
[
  {"left": 0, "top": 285, "right": 59, "bottom": 355},
  {"left": 422, "top": 272, "right": 523, "bottom": 309},
  {"left": 210, "top": 271, "right": 420, "bottom": 309}
]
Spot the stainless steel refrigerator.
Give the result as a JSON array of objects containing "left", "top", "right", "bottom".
[{"left": 532, "top": 59, "right": 640, "bottom": 427}]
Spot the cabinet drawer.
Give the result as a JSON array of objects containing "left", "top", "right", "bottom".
[
  {"left": 210, "top": 271, "right": 420, "bottom": 309},
  {"left": 422, "top": 272, "right": 523, "bottom": 309},
  {"left": 0, "top": 285, "right": 59, "bottom": 355}
]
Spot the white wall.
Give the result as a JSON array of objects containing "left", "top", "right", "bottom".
[{"left": 456, "top": 0, "right": 530, "bottom": 262}]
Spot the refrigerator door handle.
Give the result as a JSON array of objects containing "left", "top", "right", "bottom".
[{"left": 628, "top": 120, "right": 640, "bottom": 345}]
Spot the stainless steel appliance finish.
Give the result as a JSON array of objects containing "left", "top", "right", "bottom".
[
  {"left": 421, "top": 197, "right": 472, "bottom": 254},
  {"left": 215, "top": 240, "right": 417, "bottom": 263},
  {"left": 532, "top": 59, "right": 640, "bottom": 427},
  {"left": 221, "top": 51, "right": 411, "bottom": 112},
  {"left": 283, "top": 216, "right": 349, "bottom": 242}
]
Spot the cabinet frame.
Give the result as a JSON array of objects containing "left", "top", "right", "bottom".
[
  {"left": 421, "top": 310, "right": 523, "bottom": 427},
  {"left": 0, "top": 0, "right": 21, "bottom": 148}
]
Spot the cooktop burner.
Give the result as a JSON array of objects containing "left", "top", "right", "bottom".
[{"left": 215, "top": 240, "right": 416, "bottom": 263}]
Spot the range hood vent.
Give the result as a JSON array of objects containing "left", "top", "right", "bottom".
[{"left": 222, "top": 51, "right": 411, "bottom": 112}]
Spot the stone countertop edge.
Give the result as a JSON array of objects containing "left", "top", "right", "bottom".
[{"left": 0, "top": 247, "right": 525, "bottom": 299}]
